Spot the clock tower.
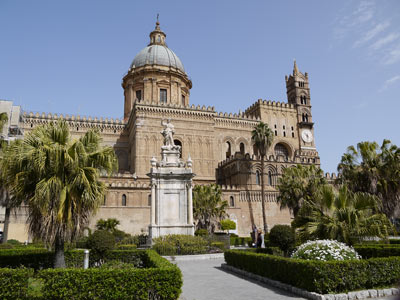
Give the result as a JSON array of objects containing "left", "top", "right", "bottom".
[{"left": 285, "top": 61, "right": 318, "bottom": 160}]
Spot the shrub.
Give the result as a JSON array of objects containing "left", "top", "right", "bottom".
[
  {"left": 119, "top": 234, "right": 148, "bottom": 246},
  {"left": 37, "top": 250, "right": 182, "bottom": 300},
  {"left": 6, "top": 239, "right": 21, "bottom": 245},
  {"left": 230, "top": 233, "right": 238, "bottom": 238},
  {"left": 112, "top": 229, "right": 130, "bottom": 243},
  {"left": 99, "top": 260, "right": 137, "bottom": 269},
  {"left": 390, "top": 239, "right": 400, "bottom": 245},
  {"left": 354, "top": 245, "right": 400, "bottom": 258},
  {"left": 152, "top": 235, "right": 208, "bottom": 255},
  {"left": 87, "top": 230, "right": 115, "bottom": 260},
  {"left": 225, "top": 250, "right": 400, "bottom": 294},
  {"left": 75, "top": 236, "right": 89, "bottom": 249},
  {"left": 0, "top": 268, "right": 34, "bottom": 300},
  {"left": 230, "top": 237, "right": 253, "bottom": 247},
  {"left": 195, "top": 229, "right": 208, "bottom": 236},
  {"left": 292, "top": 240, "right": 361, "bottom": 261},
  {"left": 255, "top": 247, "right": 284, "bottom": 256},
  {"left": 269, "top": 225, "right": 295, "bottom": 255},
  {"left": 210, "top": 242, "right": 225, "bottom": 250},
  {"left": 116, "top": 244, "right": 137, "bottom": 250},
  {"left": 0, "top": 249, "right": 85, "bottom": 269},
  {"left": 220, "top": 219, "right": 236, "bottom": 233}
]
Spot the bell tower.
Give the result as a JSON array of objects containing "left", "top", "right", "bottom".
[{"left": 285, "top": 61, "right": 317, "bottom": 152}]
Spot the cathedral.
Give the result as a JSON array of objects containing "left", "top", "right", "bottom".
[{"left": 1, "top": 21, "right": 323, "bottom": 240}]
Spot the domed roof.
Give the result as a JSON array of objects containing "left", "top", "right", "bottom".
[{"left": 130, "top": 44, "right": 185, "bottom": 72}]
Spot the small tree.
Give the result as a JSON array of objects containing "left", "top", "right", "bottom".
[
  {"left": 220, "top": 219, "right": 236, "bottom": 234},
  {"left": 269, "top": 224, "right": 295, "bottom": 256},
  {"left": 96, "top": 218, "right": 120, "bottom": 232},
  {"left": 193, "top": 184, "right": 227, "bottom": 233}
]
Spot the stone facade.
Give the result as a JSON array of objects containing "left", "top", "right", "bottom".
[{"left": 1, "top": 21, "right": 334, "bottom": 241}]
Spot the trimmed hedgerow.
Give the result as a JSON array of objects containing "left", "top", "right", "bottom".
[
  {"left": 0, "top": 249, "right": 85, "bottom": 269},
  {"left": 389, "top": 239, "right": 400, "bottom": 245},
  {"left": 355, "top": 245, "right": 400, "bottom": 258},
  {"left": 230, "top": 237, "right": 253, "bottom": 246},
  {"left": 224, "top": 250, "right": 400, "bottom": 294},
  {"left": 0, "top": 268, "right": 34, "bottom": 300},
  {"left": 37, "top": 250, "right": 182, "bottom": 300}
]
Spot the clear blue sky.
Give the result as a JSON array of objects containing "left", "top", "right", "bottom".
[{"left": 1, "top": 0, "right": 399, "bottom": 173}]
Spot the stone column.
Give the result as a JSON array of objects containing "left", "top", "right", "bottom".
[
  {"left": 187, "top": 182, "right": 193, "bottom": 225},
  {"left": 151, "top": 181, "right": 156, "bottom": 225}
]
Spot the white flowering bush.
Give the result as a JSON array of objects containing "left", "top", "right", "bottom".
[{"left": 291, "top": 240, "right": 361, "bottom": 261}]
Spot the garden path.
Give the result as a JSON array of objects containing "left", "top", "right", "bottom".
[
  {"left": 176, "top": 258, "right": 396, "bottom": 300},
  {"left": 176, "top": 257, "right": 306, "bottom": 300}
]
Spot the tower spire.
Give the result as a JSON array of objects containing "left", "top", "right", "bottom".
[{"left": 293, "top": 59, "right": 299, "bottom": 76}]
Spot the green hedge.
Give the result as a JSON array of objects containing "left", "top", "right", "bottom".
[
  {"left": 390, "top": 239, "right": 400, "bottom": 245},
  {"left": 355, "top": 245, "right": 400, "bottom": 258},
  {"left": 230, "top": 237, "right": 253, "bottom": 246},
  {"left": 224, "top": 250, "right": 400, "bottom": 294},
  {"left": 0, "top": 249, "right": 84, "bottom": 269},
  {"left": 0, "top": 268, "right": 34, "bottom": 300},
  {"left": 37, "top": 250, "right": 181, "bottom": 300}
]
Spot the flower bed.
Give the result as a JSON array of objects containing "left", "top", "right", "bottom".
[
  {"left": 0, "top": 250, "right": 182, "bottom": 300},
  {"left": 291, "top": 240, "right": 361, "bottom": 261},
  {"left": 224, "top": 250, "right": 400, "bottom": 294}
]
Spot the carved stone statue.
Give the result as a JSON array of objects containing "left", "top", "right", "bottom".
[{"left": 161, "top": 119, "right": 175, "bottom": 148}]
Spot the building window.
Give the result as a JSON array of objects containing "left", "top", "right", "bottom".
[
  {"left": 274, "top": 143, "right": 289, "bottom": 159},
  {"left": 268, "top": 171, "right": 273, "bottom": 186},
  {"left": 160, "top": 89, "right": 167, "bottom": 103},
  {"left": 103, "top": 195, "right": 106, "bottom": 206},
  {"left": 302, "top": 113, "right": 309, "bottom": 122},
  {"left": 122, "top": 194, "right": 127, "bottom": 206},
  {"left": 274, "top": 124, "right": 277, "bottom": 128},
  {"left": 230, "top": 196, "right": 235, "bottom": 207},
  {"left": 136, "top": 90, "right": 142, "bottom": 100},
  {"left": 226, "top": 141, "right": 231, "bottom": 158},
  {"left": 274, "top": 130, "right": 277, "bottom": 136},
  {"left": 283, "top": 131, "right": 286, "bottom": 137},
  {"left": 148, "top": 194, "right": 151, "bottom": 206},
  {"left": 292, "top": 132, "right": 295, "bottom": 138},
  {"left": 181, "top": 95, "right": 185, "bottom": 106},
  {"left": 240, "top": 143, "right": 245, "bottom": 155},
  {"left": 256, "top": 171, "right": 261, "bottom": 185}
]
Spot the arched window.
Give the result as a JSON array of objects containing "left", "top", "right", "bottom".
[
  {"left": 230, "top": 196, "right": 235, "bottom": 207},
  {"left": 268, "top": 171, "right": 273, "bottom": 186},
  {"left": 240, "top": 143, "right": 245, "bottom": 155},
  {"left": 226, "top": 141, "right": 231, "bottom": 158},
  {"left": 302, "top": 113, "right": 309, "bottom": 122},
  {"left": 122, "top": 194, "right": 127, "bottom": 206},
  {"left": 256, "top": 171, "right": 261, "bottom": 185},
  {"left": 174, "top": 139, "right": 182, "bottom": 158},
  {"left": 274, "top": 143, "right": 289, "bottom": 160}
]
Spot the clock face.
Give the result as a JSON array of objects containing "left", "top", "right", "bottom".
[{"left": 301, "top": 129, "right": 313, "bottom": 143}]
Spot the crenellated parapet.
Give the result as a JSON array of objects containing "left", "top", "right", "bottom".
[
  {"left": 22, "top": 111, "right": 126, "bottom": 134},
  {"left": 130, "top": 99, "right": 261, "bottom": 129},
  {"left": 244, "top": 99, "right": 296, "bottom": 118}
]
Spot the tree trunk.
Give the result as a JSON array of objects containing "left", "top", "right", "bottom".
[
  {"left": 1, "top": 207, "right": 10, "bottom": 244},
  {"left": 54, "top": 234, "right": 66, "bottom": 268},
  {"left": 261, "top": 156, "right": 268, "bottom": 233}
]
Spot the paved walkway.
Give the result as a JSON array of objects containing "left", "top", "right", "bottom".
[
  {"left": 176, "top": 258, "right": 306, "bottom": 300},
  {"left": 176, "top": 258, "right": 396, "bottom": 300}
]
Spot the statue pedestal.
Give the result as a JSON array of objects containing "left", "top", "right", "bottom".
[{"left": 147, "top": 145, "right": 195, "bottom": 245}]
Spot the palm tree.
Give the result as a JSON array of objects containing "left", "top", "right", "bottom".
[
  {"left": 193, "top": 184, "right": 227, "bottom": 233},
  {"left": 338, "top": 140, "right": 400, "bottom": 219},
  {"left": 292, "top": 185, "right": 391, "bottom": 245},
  {"left": 251, "top": 122, "right": 274, "bottom": 233},
  {"left": 96, "top": 218, "right": 120, "bottom": 232},
  {"left": 277, "top": 164, "right": 326, "bottom": 217},
  {"left": 0, "top": 112, "right": 9, "bottom": 243},
  {"left": 1, "top": 120, "right": 117, "bottom": 267}
]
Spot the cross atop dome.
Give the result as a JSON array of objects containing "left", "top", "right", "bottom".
[{"left": 149, "top": 15, "right": 167, "bottom": 46}]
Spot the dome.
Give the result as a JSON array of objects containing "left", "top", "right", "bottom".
[{"left": 130, "top": 45, "right": 185, "bottom": 73}]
